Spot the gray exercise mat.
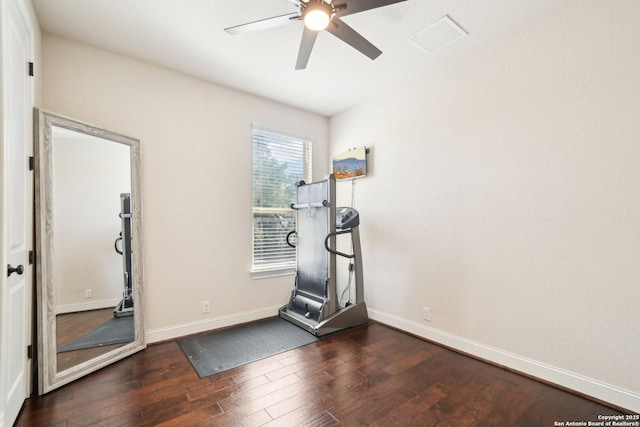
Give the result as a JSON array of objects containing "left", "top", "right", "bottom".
[
  {"left": 57, "top": 315, "right": 134, "bottom": 353},
  {"left": 177, "top": 317, "right": 318, "bottom": 378}
]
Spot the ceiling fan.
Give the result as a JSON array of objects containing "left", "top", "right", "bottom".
[{"left": 224, "top": 0, "right": 408, "bottom": 70}]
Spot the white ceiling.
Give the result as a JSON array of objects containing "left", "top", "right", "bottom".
[{"left": 31, "top": 0, "right": 573, "bottom": 117}]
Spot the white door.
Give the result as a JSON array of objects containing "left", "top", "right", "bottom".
[{"left": 0, "top": 0, "right": 34, "bottom": 424}]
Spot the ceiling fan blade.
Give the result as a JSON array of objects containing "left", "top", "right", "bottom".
[
  {"left": 334, "top": 0, "right": 408, "bottom": 17},
  {"left": 224, "top": 12, "right": 299, "bottom": 35},
  {"left": 326, "top": 17, "right": 382, "bottom": 60},
  {"left": 295, "top": 27, "right": 319, "bottom": 70}
]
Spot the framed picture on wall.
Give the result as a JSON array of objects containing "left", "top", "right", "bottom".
[{"left": 332, "top": 146, "right": 368, "bottom": 180}]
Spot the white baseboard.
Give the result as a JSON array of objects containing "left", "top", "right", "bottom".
[
  {"left": 55, "top": 298, "right": 121, "bottom": 315},
  {"left": 145, "top": 305, "right": 282, "bottom": 344},
  {"left": 367, "top": 308, "right": 640, "bottom": 413}
]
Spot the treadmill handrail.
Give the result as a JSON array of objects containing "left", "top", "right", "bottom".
[
  {"left": 290, "top": 200, "right": 330, "bottom": 210},
  {"left": 324, "top": 229, "right": 355, "bottom": 259},
  {"left": 286, "top": 230, "right": 296, "bottom": 248},
  {"left": 114, "top": 236, "right": 123, "bottom": 255}
]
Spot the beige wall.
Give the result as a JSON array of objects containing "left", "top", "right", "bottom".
[
  {"left": 41, "top": 33, "right": 330, "bottom": 340},
  {"left": 330, "top": 0, "right": 640, "bottom": 411}
]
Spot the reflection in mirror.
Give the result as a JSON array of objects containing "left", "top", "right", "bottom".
[
  {"left": 52, "top": 128, "right": 133, "bottom": 371},
  {"left": 35, "top": 109, "right": 145, "bottom": 394}
]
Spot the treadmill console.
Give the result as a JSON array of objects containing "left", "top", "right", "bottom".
[{"left": 336, "top": 207, "right": 359, "bottom": 230}]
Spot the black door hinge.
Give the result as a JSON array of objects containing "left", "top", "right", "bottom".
[
  {"left": 27, "top": 345, "right": 33, "bottom": 359},
  {"left": 29, "top": 250, "right": 35, "bottom": 265},
  {"left": 28, "top": 62, "right": 34, "bottom": 77},
  {"left": 29, "top": 156, "right": 34, "bottom": 171}
]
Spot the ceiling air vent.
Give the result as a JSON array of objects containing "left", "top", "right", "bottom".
[{"left": 410, "top": 15, "right": 468, "bottom": 53}]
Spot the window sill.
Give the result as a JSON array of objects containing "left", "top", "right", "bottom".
[{"left": 250, "top": 268, "right": 296, "bottom": 280}]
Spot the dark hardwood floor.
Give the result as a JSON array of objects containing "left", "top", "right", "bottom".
[{"left": 17, "top": 322, "right": 631, "bottom": 426}]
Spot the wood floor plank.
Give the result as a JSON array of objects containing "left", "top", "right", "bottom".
[
  {"left": 481, "top": 384, "right": 536, "bottom": 426},
  {"left": 368, "top": 384, "right": 449, "bottom": 426},
  {"left": 263, "top": 406, "right": 338, "bottom": 427},
  {"left": 16, "top": 322, "right": 633, "bottom": 426},
  {"left": 328, "top": 361, "right": 421, "bottom": 425},
  {"left": 151, "top": 400, "right": 224, "bottom": 427},
  {"left": 217, "top": 372, "right": 303, "bottom": 413},
  {"left": 263, "top": 371, "right": 336, "bottom": 420}
]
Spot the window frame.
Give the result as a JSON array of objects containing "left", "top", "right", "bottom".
[{"left": 250, "top": 125, "right": 312, "bottom": 278}]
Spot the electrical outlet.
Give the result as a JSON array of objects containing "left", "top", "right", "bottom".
[
  {"left": 423, "top": 306, "right": 431, "bottom": 321},
  {"left": 85, "top": 288, "right": 93, "bottom": 299},
  {"left": 202, "top": 300, "right": 211, "bottom": 314}
]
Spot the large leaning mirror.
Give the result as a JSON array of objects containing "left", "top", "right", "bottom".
[{"left": 34, "top": 108, "right": 145, "bottom": 394}]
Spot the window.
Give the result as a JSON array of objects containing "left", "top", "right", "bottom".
[{"left": 252, "top": 126, "right": 312, "bottom": 275}]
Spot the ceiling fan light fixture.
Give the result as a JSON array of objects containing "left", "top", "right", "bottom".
[{"left": 304, "top": 2, "right": 332, "bottom": 31}]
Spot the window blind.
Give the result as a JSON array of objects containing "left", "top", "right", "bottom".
[{"left": 252, "top": 126, "right": 312, "bottom": 273}]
